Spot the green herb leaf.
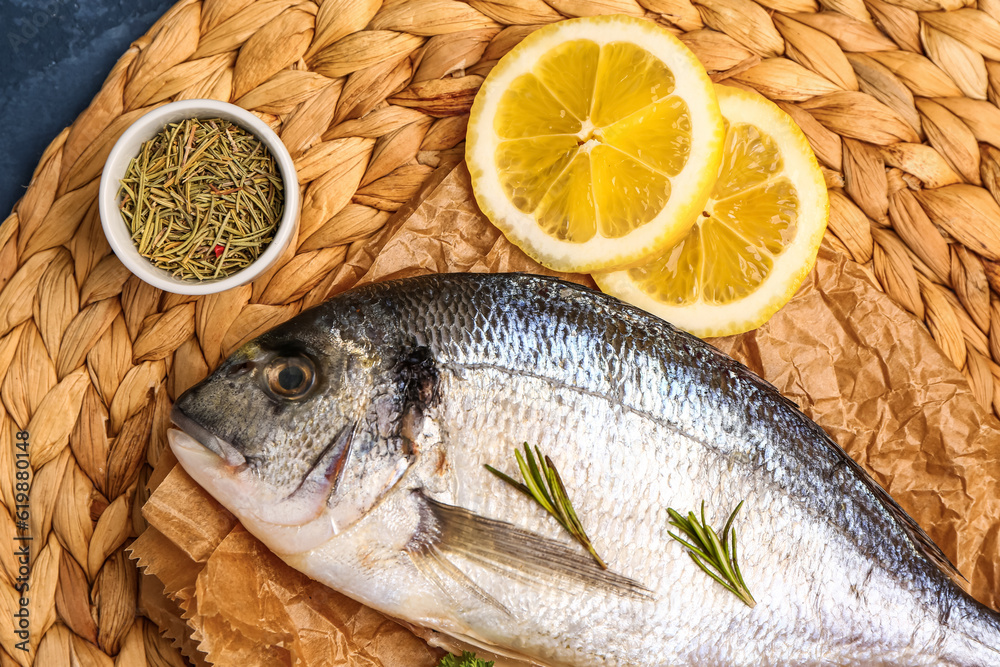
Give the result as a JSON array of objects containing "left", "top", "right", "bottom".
[
  {"left": 667, "top": 500, "right": 755, "bottom": 607},
  {"left": 436, "top": 650, "right": 494, "bottom": 667},
  {"left": 486, "top": 443, "right": 607, "bottom": 569}
]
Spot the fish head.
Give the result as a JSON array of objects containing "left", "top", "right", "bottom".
[{"left": 169, "top": 306, "right": 417, "bottom": 555}]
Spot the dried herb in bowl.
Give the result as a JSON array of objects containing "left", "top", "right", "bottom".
[{"left": 117, "top": 116, "right": 284, "bottom": 282}]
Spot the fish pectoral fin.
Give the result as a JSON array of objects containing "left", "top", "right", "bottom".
[
  {"left": 409, "top": 545, "right": 513, "bottom": 617},
  {"left": 408, "top": 493, "right": 652, "bottom": 600}
]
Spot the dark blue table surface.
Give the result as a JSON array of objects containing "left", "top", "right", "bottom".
[{"left": 0, "top": 0, "right": 177, "bottom": 219}]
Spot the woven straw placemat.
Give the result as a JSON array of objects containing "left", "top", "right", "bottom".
[{"left": 2, "top": 0, "right": 1000, "bottom": 664}]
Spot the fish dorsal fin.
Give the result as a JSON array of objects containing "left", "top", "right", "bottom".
[
  {"left": 846, "top": 451, "right": 963, "bottom": 581},
  {"left": 407, "top": 493, "right": 652, "bottom": 600},
  {"left": 742, "top": 363, "right": 964, "bottom": 584},
  {"left": 802, "top": 415, "right": 965, "bottom": 583}
]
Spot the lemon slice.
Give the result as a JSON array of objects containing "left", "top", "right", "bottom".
[
  {"left": 466, "top": 15, "right": 725, "bottom": 273},
  {"left": 595, "top": 85, "right": 829, "bottom": 338}
]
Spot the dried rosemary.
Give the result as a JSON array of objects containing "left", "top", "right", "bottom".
[
  {"left": 486, "top": 443, "right": 607, "bottom": 569},
  {"left": 117, "top": 116, "right": 284, "bottom": 281}
]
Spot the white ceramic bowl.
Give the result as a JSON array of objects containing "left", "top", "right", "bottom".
[{"left": 98, "top": 99, "right": 299, "bottom": 295}]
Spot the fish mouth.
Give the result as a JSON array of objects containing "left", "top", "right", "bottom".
[
  {"left": 168, "top": 424, "right": 337, "bottom": 554},
  {"left": 170, "top": 405, "right": 247, "bottom": 468},
  {"left": 167, "top": 405, "right": 345, "bottom": 541}
]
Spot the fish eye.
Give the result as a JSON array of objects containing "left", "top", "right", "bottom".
[{"left": 263, "top": 356, "right": 316, "bottom": 400}]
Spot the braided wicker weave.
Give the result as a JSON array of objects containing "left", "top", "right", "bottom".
[{"left": 3, "top": 0, "right": 1000, "bottom": 663}]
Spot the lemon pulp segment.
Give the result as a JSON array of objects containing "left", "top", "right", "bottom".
[
  {"left": 629, "top": 122, "right": 801, "bottom": 306},
  {"left": 492, "top": 39, "right": 692, "bottom": 245}
]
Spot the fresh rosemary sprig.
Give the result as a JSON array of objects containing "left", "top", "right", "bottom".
[
  {"left": 486, "top": 443, "right": 607, "bottom": 569},
  {"left": 667, "top": 500, "right": 756, "bottom": 608}
]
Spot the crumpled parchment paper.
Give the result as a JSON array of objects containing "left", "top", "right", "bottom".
[{"left": 130, "top": 161, "right": 1000, "bottom": 666}]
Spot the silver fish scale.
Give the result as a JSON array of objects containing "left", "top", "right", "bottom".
[
  {"left": 382, "top": 275, "right": 920, "bottom": 573},
  {"left": 333, "top": 273, "right": 1000, "bottom": 665},
  {"left": 414, "top": 347, "right": 930, "bottom": 664}
]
